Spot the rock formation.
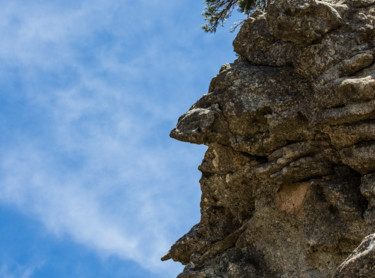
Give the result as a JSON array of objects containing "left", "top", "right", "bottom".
[{"left": 163, "top": 0, "right": 375, "bottom": 277}]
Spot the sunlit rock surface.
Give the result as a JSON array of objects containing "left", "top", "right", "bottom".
[{"left": 164, "top": 0, "right": 375, "bottom": 277}]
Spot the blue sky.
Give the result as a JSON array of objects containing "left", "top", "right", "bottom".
[{"left": 0, "top": 1, "right": 242, "bottom": 277}]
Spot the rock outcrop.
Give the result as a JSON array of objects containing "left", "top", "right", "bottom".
[{"left": 163, "top": 0, "right": 375, "bottom": 277}]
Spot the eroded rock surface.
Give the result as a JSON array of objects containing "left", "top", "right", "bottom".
[
  {"left": 334, "top": 233, "right": 375, "bottom": 277},
  {"left": 164, "top": 0, "right": 375, "bottom": 277}
]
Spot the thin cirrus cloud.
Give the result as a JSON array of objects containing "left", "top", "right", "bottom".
[
  {"left": 0, "top": 0, "right": 238, "bottom": 277},
  {"left": 0, "top": 263, "right": 39, "bottom": 278}
]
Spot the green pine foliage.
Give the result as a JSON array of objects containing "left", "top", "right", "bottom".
[{"left": 202, "top": 0, "right": 268, "bottom": 32}]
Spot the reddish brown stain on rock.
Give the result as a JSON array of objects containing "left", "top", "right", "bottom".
[{"left": 275, "top": 182, "right": 311, "bottom": 218}]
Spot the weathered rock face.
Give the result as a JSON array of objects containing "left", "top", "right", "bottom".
[{"left": 163, "top": 0, "right": 375, "bottom": 277}]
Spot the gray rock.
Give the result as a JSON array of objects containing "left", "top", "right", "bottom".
[{"left": 164, "top": 0, "right": 375, "bottom": 277}]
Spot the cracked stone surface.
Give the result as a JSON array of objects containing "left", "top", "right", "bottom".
[{"left": 163, "top": 0, "right": 375, "bottom": 277}]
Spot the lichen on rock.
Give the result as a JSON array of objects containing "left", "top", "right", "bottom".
[{"left": 164, "top": 0, "right": 375, "bottom": 277}]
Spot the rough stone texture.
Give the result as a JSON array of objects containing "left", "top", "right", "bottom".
[
  {"left": 163, "top": 0, "right": 375, "bottom": 277},
  {"left": 334, "top": 233, "right": 375, "bottom": 277}
]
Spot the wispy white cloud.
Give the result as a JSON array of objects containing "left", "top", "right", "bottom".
[
  {"left": 0, "top": 262, "right": 43, "bottom": 278},
  {"left": 0, "top": 131, "right": 204, "bottom": 276},
  {"left": 0, "top": 0, "right": 235, "bottom": 277}
]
